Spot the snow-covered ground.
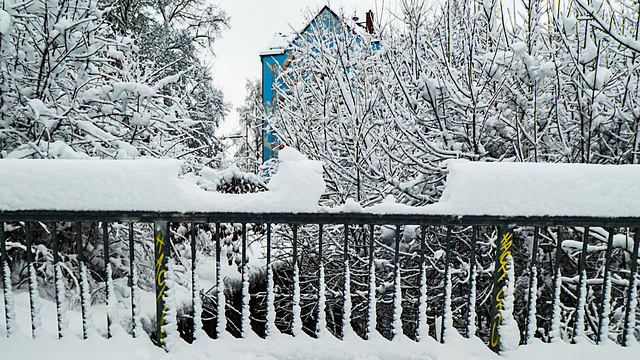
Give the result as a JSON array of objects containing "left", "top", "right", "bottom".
[
  {"left": 2, "top": 317, "right": 638, "bottom": 360},
  {"left": 0, "top": 290, "right": 638, "bottom": 360},
  {"left": 3, "top": 334, "right": 639, "bottom": 360}
]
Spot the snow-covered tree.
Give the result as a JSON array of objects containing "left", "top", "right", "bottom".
[{"left": 0, "top": 0, "right": 228, "bottom": 164}]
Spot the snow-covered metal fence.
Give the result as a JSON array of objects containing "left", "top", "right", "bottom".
[{"left": 0, "top": 212, "right": 639, "bottom": 352}]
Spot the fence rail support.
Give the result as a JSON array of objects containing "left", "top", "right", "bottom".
[
  {"left": 597, "top": 228, "right": 615, "bottom": 344},
  {"left": 524, "top": 227, "right": 540, "bottom": 343},
  {"left": 25, "top": 222, "right": 36, "bottom": 339},
  {"left": 490, "top": 226, "right": 514, "bottom": 353},
  {"left": 154, "top": 221, "right": 169, "bottom": 345},
  {"left": 622, "top": 229, "right": 640, "bottom": 346}
]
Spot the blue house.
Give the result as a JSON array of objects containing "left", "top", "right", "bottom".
[{"left": 259, "top": 6, "right": 375, "bottom": 163}]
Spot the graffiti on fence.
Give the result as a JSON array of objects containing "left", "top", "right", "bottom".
[
  {"left": 490, "top": 227, "right": 513, "bottom": 352},
  {"left": 154, "top": 222, "right": 168, "bottom": 345}
]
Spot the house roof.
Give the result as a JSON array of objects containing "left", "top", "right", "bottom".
[{"left": 260, "top": 5, "right": 376, "bottom": 58}]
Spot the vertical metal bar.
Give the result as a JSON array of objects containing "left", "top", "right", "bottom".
[
  {"left": 417, "top": 224, "right": 428, "bottom": 341},
  {"left": 524, "top": 227, "right": 540, "bottom": 343},
  {"left": 343, "top": 223, "right": 350, "bottom": 338},
  {"left": 368, "top": 224, "right": 374, "bottom": 336},
  {"left": 128, "top": 222, "right": 136, "bottom": 338},
  {"left": 266, "top": 223, "right": 273, "bottom": 336},
  {"left": 25, "top": 223, "right": 36, "bottom": 338},
  {"left": 467, "top": 226, "right": 477, "bottom": 338},
  {"left": 292, "top": 223, "right": 300, "bottom": 336},
  {"left": 154, "top": 222, "right": 169, "bottom": 345},
  {"left": 52, "top": 223, "right": 62, "bottom": 339},
  {"left": 394, "top": 225, "right": 400, "bottom": 272},
  {"left": 318, "top": 224, "right": 322, "bottom": 266},
  {"left": 420, "top": 227, "right": 426, "bottom": 282},
  {"left": 215, "top": 223, "right": 221, "bottom": 295},
  {"left": 215, "top": 222, "right": 223, "bottom": 338},
  {"left": 391, "top": 224, "right": 402, "bottom": 340},
  {"left": 368, "top": 225, "right": 374, "bottom": 279},
  {"left": 489, "top": 226, "right": 514, "bottom": 352},
  {"left": 242, "top": 224, "right": 247, "bottom": 271},
  {"left": 0, "top": 221, "right": 9, "bottom": 338},
  {"left": 317, "top": 223, "right": 323, "bottom": 331},
  {"left": 241, "top": 222, "right": 247, "bottom": 337},
  {"left": 267, "top": 224, "right": 272, "bottom": 268},
  {"left": 622, "top": 229, "right": 640, "bottom": 346},
  {"left": 344, "top": 224, "right": 349, "bottom": 265},
  {"left": 572, "top": 227, "right": 590, "bottom": 342},
  {"left": 77, "top": 222, "right": 87, "bottom": 339},
  {"left": 190, "top": 223, "right": 197, "bottom": 340},
  {"left": 103, "top": 223, "right": 111, "bottom": 338},
  {"left": 292, "top": 224, "right": 298, "bottom": 269},
  {"left": 293, "top": 223, "right": 298, "bottom": 328},
  {"left": 597, "top": 227, "right": 615, "bottom": 344},
  {"left": 550, "top": 227, "right": 564, "bottom": 339},
  {"left": 441, "top": 225, "right": 452, "bottom": 344}
]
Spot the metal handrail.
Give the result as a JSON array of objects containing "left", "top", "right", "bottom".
[{"left": 0, "top": 212, "right": 638, "bottom": 352}]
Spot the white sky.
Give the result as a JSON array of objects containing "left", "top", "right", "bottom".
[{"left": 211, "top": 0, "right": 401, "bottom": 137}]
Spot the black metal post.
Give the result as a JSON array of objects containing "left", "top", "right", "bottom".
[
  {"left": 343, "top": 223, "right": 350, "bottom": 338},
  {"left": 215, "top": 223, "right": 223, "bottom": 338},
  {"left": 368, "top": 224, "right": 375, "bottom": 337},
  {"left": 597, "top": 228, "right": 615, "bottom": 344},
  {"left": 191, "top": 223, "right": 197, "bottom": 339},
  {"left": 418, "top": 225, "right": 428, "bottom": 340},
  {"left": 468, "top": 226, "right": 477, "bottom": 338},
  {"left": 292, "top": 224, "right": 298, "bottom": 269},
  {"left": 129, "top": 222, "right": 136, "bottom": 338},
  {"left": 317, "top": 223, "right": 323, "bottom": 334},
  {"left": 550, "top": 227, "right": 563, "bottom": 339},
  {"left": 52, "top": 223, "right": 63, "bottom": 339},
  {"left": 77, "top": 222, "right": 87, "bottom": 339},
  {"left": 266, "top": 223, "right": 272, "bottom": 335},
  {"left": 572, "top": 227, "right": 590, "bottom": 342},
  {"left": 524, "top": 227, "right": 540, "bottom": 343},
  {"left": 0, "top": 221, "right": 9, "bottom": 338},
  {"left": 25, "top": 222, "right": 36, "bottom": 338},
  {"left": 441, "top": 225, "right": 452, "bottom": 344},
  {"left": 292, "top": 223, "right": 299, "bottom": 335},
  {"left": 241, "top": 222, "right": 247, "bottom": 337},
  {"left": 154, "top": 221, "right": 169, "bottom": 345},
  {"left": 267, "top": 224, "right": 272, "bottom": 268},
  {"left": 622, "top": 229, "right": 640, "bottom": 346},
  {"left": 489, "top": 226, "right": 514, "bottom": 352},
  {"left": 368, "top": 224, "right": 374, "bottom": 278},
  {"left": 103, "top": 222, "right": 111, "bottom": 338}
]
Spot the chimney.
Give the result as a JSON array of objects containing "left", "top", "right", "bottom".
[{"left": 365, "top": 10, "right": 374, "bottom": 34}]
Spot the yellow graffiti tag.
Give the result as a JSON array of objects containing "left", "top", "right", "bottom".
[{"left": 490, "top": 231, "right": 513, "bottom": 349}]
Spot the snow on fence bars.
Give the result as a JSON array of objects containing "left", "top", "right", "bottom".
[{"left": 0, "top": 212, "right": 639, "bottom": 353}]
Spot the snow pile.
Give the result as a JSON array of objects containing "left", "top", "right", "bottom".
[
  {"left": 3, "top": 155, "right": 639, "bottom": 217},
  {"left": 369, "top": 160, "right": 640, "bottom": 217},
  {"left": 434, "top": 161, "right": 640, "bottom": 217},
  {"left": 261, "top": 32, "right": 295, "bottom": 55},
  {"left": 198, "top": 164, "right": 266, "bottom": 192},
  {"left": 0, "top": 147, "right": 325, "bottom": 213}
]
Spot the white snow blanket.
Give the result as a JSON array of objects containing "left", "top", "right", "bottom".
[
  {"left": 0, "top": 148, "right": 325, "bottom": 213},
  {"left": 370, "top": 160, "right": 640, "bottom": 218},
  {"left": 1, "top": 151, "right": 640, "bottom": 217}
]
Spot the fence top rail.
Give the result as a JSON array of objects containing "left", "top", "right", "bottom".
[{"left": 2, "top": 210, "right": 640, "bottom": 227}]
